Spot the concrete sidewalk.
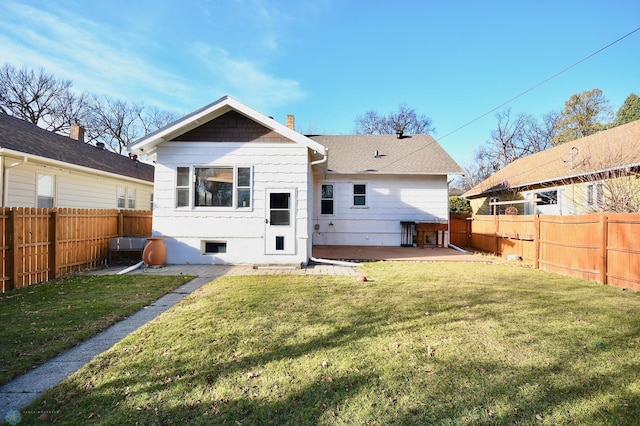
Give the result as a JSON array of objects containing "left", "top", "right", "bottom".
[{"left": 1, "top": 263, "right": 360, "bottom": 416}]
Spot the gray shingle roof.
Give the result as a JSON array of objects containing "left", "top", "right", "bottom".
[
  {"left": 0, "top": 113, "right": 154, "bottom": 182},
  {"left": 308, "top": 134, "right": 464, "bottom": 175}
]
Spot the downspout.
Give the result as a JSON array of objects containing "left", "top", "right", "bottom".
[
  {"left": 310, "top": 148, "right": 328, "bottom": 166},
  {"left": 308, "top": 149, "right": 329, "bottom": 265},
  {"left": 2, "top": 155, "right": 28, "bottom": 208}
]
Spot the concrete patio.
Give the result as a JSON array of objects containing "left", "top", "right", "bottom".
[{"left": 312, "top": 245, "right": 484, "bottom": 262}]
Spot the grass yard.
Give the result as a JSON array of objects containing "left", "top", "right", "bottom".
[
  {"left": 22, "top": 263, "right": 640, "bottom": 425},
  {"left": 0, "top": 274, "right": 193, "bottom": 385}
]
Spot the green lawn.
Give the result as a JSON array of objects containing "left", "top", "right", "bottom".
[
  {"left": 21, "top": 263, "right": 640, "bottom": 425},
  {"left": 0, "top": 274, "right": 193, "bottom": 385}
]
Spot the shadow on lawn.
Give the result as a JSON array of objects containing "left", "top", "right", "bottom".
[{"left": 26, "top": 273, "right": 640, "bottom": 425}]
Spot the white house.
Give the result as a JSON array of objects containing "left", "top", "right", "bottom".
[
  {"left": 129, "top": 96, "right": 463, "bottom": 266},
  {"left": 0, "top": 113, "right": 154, "bottom": 209}
]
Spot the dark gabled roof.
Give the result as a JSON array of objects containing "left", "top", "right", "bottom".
[
  {"left": 463, "top": 119, "right": 640, "bottom": 198},
  {"left": 309, "top": 134, "right": 464, "bottom": 175},
  {"left": 0, "top": 113, "right": 153, "bottom": 182}
]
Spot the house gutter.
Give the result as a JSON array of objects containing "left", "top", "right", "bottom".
[
  {"left": 0, "top": 147, "right": 152, "bottom": 186},
  {"left": 310, "top": 148, "right": 328, "bottom": 166}
]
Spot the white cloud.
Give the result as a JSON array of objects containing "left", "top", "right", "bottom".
[
  {"left": 189, "top": 43, "right": 305, "bottom": 111},
  {"left": 0, "top": 1, "right": 192, "bottom": 111}
]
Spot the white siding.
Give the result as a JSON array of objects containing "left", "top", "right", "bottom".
[
  {"left": 4, "top": 160, "right": 152, "bottom": 209},
  {"left": 152, "top": 142, "right": 311, "bottom": 265},
  {"left": 311, "top": 174, "right": 449, "bottom": 246}
]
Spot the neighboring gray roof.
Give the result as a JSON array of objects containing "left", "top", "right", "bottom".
[
  {"left": 0, "top": 113, "right": 154, "bottom": 182},
  {"left": 309, "top": 134, "right": 464, "bottom": 175}
]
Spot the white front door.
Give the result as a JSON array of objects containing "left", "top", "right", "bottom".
[{"left": 265, "top": 189, "right": 296, "bottom": 254}]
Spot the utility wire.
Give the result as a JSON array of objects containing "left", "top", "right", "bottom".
[
  {"left": 378, "top": 26, "right": 640, "bottom": 171},
  {"left": 436, "top": 26, "right": 640, "bottom": 143}
]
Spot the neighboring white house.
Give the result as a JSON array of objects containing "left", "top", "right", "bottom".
[
  {"left": 129, "top": 96, "right": 464, "bottom": 266},
  {"left": 0, "top": 113, "right": 154, "bottom": 210}
]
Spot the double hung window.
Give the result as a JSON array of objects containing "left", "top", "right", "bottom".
[
  {"left": 353, "top": 184, "right": 367, "bottom": 206},
  {"left": 321, "top": 184, "right": 334, "bottom": 215},
  {"left": 37, "top": 174, "right": 55, "bottom": 208},
  {"left": 586, "top": 183, "right": 605, "bottom": 209}
]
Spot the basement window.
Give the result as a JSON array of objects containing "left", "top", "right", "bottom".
[{"left": 202, "top": 241, "right": 227, "bottom": 254}]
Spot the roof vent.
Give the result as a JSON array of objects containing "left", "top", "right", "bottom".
[
  {"left": 396, "top": 130, "right": 403, "bottom": 139},
  {"left": 96, "top": 142, "right": 105, "bottom": 150}
]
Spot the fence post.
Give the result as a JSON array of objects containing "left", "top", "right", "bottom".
[
  {"left": 494, "top": 214, "right": 499, "bottom": 255},
  {"left": 118, "top": 211, "right": 124, "bottom": 237},
  {"left": 49, "top": 210, "right": 58, "bottom": 280},
  {"left": 600, "top": 214, "right": 608, "bottom": 285},
  {"left": 9, "top": 209, "right": 20, "bottom": 290},
  {"left": 534, "top": 215, "right": 540, "bottom": 270}
]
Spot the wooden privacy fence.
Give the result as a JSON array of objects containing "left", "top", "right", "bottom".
[
  {"left": 0, "top": 208, "right": 152, "bottom": 292},
  {"left": 466, "top": 213, "right": 640, "bottom": 290}
]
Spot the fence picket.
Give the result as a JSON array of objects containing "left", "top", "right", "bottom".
[{"left": 0, "top": 208, "right": 152, "bottom": 292}]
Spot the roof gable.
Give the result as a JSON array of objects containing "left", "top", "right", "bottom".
[
  {"left": 309, "top": 134, "right": 464, "bottom": 175},
  {"left": 129, "top": 95, "right": 326, "bottom": 155},
  {"left": 464, "top": 119, "right": 640, "bottom": 198},
  {"left": 173, "top": 110, "right": 292, "bottom": 143},
  {"left": 0, "top": 113, "right": 153, "bottom": 182}
]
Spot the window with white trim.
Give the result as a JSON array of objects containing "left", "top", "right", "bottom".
[
  {"left": 236, "top": 167, "right": 251, "bottom": 208},
  {"left": 586, "top": 182, "right": 605, "bottom": 209},
  {"left": 37, "top": 174, "right": 55, "bottom": 208},
  {"left": 321, "top": 184, "right": 334, "bottom": 215},
  {"left": 117, "top": 187, "right": 126, "bottom": 209},
  {"left": 353, "top": 184, "right": 367, "bottom": 206},
  {"left": 128, "top": 188, "right": 136, "bottom": 209},
  {"left": 176, "top": 167, "right": 190, "bottom": 207},
  {"left": 178, "top": 166, "right": 252, "bottom": 209}
]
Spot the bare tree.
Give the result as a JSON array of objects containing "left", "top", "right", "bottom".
[
  {"left": 88, "top": 96, "right": 177, "bottom": 154},
  {"left": 88, "top": 96, "right": 145, "bottom": 154},
  {"left": 567, "top": 140, "right": 640, "bottom": 213},
  {"left": 355, "top": 103, "right": 435, "bottom": 135},
  {"left": 0, "top": 63, "right": 87, "bottom": 132},
  {"left": 139, "top": 106, "right": 178, "bottom": 134}
]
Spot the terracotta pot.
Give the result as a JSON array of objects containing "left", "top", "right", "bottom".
[{"left": 143, "top": 237, "right": 166, "bottom": 267}]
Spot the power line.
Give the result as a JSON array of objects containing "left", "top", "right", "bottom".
[
  {"left": 378, "top": 26, "right": 640, "bottom": 172},
  {"left": 437, "top": 26, "right": 640, "bottom": 143}
]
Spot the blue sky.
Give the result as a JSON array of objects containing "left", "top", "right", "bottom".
[{"left": 0, "top": 0, "right": 638, "bottom": 167}]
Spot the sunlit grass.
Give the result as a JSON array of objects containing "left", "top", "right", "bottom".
[
  {"left": 0, "top": 274, "right": 193, "bottom": 385},
  {"left": 23, "top": 263, "right": 640, "bottom": 425}
]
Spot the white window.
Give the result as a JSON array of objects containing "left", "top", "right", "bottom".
[
  {"left": 117, "top": 187, "right": 126, "bottom": 209},
  {"left": 176, "top": 167, "right": 190, "bottom": 207},
  {"left": 236, "top": 167, "right": 251, "bottom": 208},
  {"left": 179, "top": 166, "right": 252, "bottom": 209},
  {"left": 321, "top": 184, "right": 334, "bottom": 215},
  {"left": 586, "top": 183, "right": 605, "bottom": 209},
  {"left": 353, "top": 183, "right": 367, "bottom": 206},
  {"left": 37, "top": 174, "right": 55, "bottom": 208},
  {"left": 128, "top": 188, "right": 136, "bottom": 209}
]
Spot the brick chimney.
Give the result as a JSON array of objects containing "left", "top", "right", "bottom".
[
  {"left": 286, "top": 114, "right": 295, "bottom": 130},
  {"left": 69, "top": 125, "right": 85, "bottom": 143}
]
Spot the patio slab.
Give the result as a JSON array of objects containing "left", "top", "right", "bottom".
[{"left": 312, "top": 245, "right": 485, "bottom": 262}]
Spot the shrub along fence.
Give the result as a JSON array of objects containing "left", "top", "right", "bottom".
[
  {"left": 0, "top": 208, "right": 152, "bottom": 292},
  {"left": 462, "top": 213, "right": 640, "bottom": 290}
]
